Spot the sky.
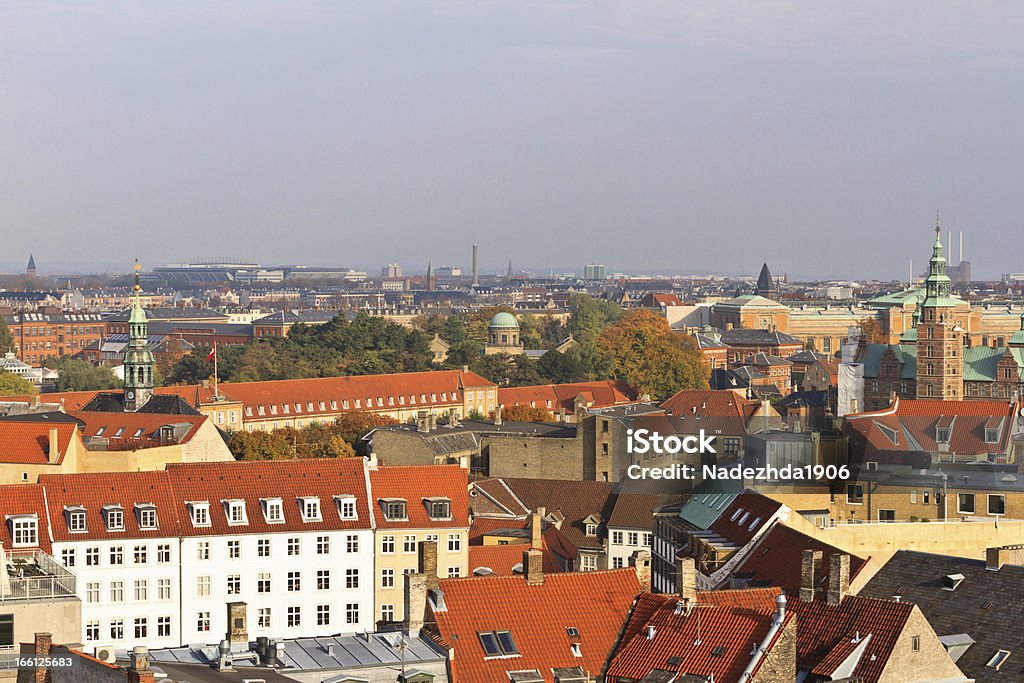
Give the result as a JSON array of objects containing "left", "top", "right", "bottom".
[{"left": 2, "top": 1, "right": 1023, "bottom": 279}]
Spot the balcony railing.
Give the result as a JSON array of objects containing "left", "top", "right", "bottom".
[
  {"left": 0, "top": 645, "right": 17, "bottom": 670},
  {"left": 1, "top": 548, "right": 77, "bottom": 602}
]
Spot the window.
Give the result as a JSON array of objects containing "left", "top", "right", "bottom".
[
  {"left": 381, "top": 604, "right": 395, "bottom": 622},
  {"left": 61, "top": 548, "right": 76, "bottom": 567},
  {"left": 585, "top": 523, "right": 598, "bottom": 537},
  {"left": 403, "top": 534, "right": 417, "bottom": 553},
  {"left": 382, "top": 535, "right": 395, "bottom": 554},
  {"left": 157, "top": 543, "right": 170, "bottom": 563},
  {"left": 110, "top": 619, "right": 124, "bottom": 641},
  {"left": 190, "top": 502, "right": 211, "bottom": 526},
  {"left": 134, "top": 545, "right": 148, "bottom": 564},
  {"left": 86, "top": 582, "right": 99, "bottom": 603},
  {"left": 158, "top": 578, "right": 171, "bottom": 600},
  {"left": 197, "top": 612, "right": 211, "bottom": 633},
  {"left": 85, "top": 547, "right": 99, "bottom": 566},
  {"left": 287, "top": 537, "right": 301, "bottom": 556},
  {"left": 258, "top": 608, "right": 271, "bottom": 628},
  {"left": 479, "top": 631, "right": 519, "bottom": 657},
  {"left": 110, "top": 581, "right": 124, "bottom": 603},
  {"left": 382, "top": 499, "right": 408, "bottom": 521},
  {"left": 381, "top": 568, "right": 395, "bottom": 588},
  {"left": 317, "top": 535, "right": 330, "bottom": 555},
  {"left": 643, "top": 532, "right": 652, "bottom": 546},
  {"left": 287, "top": 606, "right": 301, "bottom": 627},
  {"left": 263, "top": 498, "right": 284, "bottom": 523},
  {"left": 447, "top": 566, "right": 461, "bottom": 577},
  {"left": 924, "top": 491, "right": 930, "bottom": 505},
  {"left": 109, "top": 546, "right": 124, "bottom": 565},
  {"left": 288, "top": 571, "right": 301, "bottom": 591},
  {"left": 86, "top": 621, "right": 100, "bottom": 641},
  {"left": 196, "top": 576, "right": 211, "bottom": 597},
  {"left": 611, "top": 531, "right": 623, "bottom": 545},
  {"left": 226, "top": 539, "right": 240, "bottom": 559},
  {"left": 301, "top": 497, "right": 322, "bottom": 522},
  {"left": 986, "top": 428, "right": 1000, "bottom": 443},
  {"left": 10, "top": 517, "right": 38, "bottom": 546},
  {"left": 317, "top": 604, "right": 331, "bottom": 626},
  {"left": 226, "top": 500, "right": 247, "bottom": 525},
  {"left": 346, "top": 568, "right": 359, "bottom": 588},
  {"left": 134, "top": 579, "right": 148, "bottom": 601},
  {"left": 338, "top": 497, "right": 357, "bottom": 520},
  {"left": 157, "top": 616, "right": 171, "bottom": 637},
  {"left": 448, "top": 533, "right": 462, "bottom": 552},
  {"left": 68, "top": 509, "right": 87, "bottom": 533},
  {"left": 627, "top": 532, "right": 639, "bottom": 546},
  {"left": 912, "top": 635, "right": 920, "bottom": 652},
  {"left": 878, "top": 509, "right": 896, "bottom": 523},
  {"left": 427, "top": 498, "right": 451, "bottom": 520},
  {"left": 197, "top": 541, "right": 210, "bottom": 560},
  {"left": 226, "top": 574, "right": 241, "bottom": 595},
  {"left": 346, "top": 603, "right": 359, "bottom": 624},
  {"left": 137, "top": 506, "right": 158, "bottom": 529},
  {"left": 846, "top": 484, "right": 864, "bottom": 505},
  {"left": 989, "top": 494, "right": 1006, "bottom": 516},
  {"left": 346, "top": 534, "right": 359, "bottom": 553},
  {"left": 258, "top": 573, "right": 271, "bottom": 593},
  {"left": 104, "top": 506, "right": 124, "bottom": 531},
  {"left": 257, "top": 538, "right": 271, "bottom": 557},
  {"left": 580, "top": 554, "right": 597, "bottom": 571},
  {"left": 317, "top": 569, "right": 331, "bottom": 590},
  {"left": 958, "top": 493, "right": 976, "bottom": 515},
  {"left": 134, "top": 617, "right": 148, "bottom": 639},
  {"left": 937, "top": 428, "right": 951, "bottom": 443}
]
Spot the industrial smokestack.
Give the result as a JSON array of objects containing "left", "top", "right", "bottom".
[
  {"left": 472, "top": 243, "right": 479, "bottom": 286},
  {"left": 959, "top": 231, "right": 964, "bottom": 265}
]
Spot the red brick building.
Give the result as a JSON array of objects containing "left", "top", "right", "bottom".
[{"left": 4, "top": 312, "right": 106, "bottom": 364}]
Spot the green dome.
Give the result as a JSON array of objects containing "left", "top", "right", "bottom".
[
  {"left": 489, "top": 312, "right": 519, "bottom": 329},
  {"left": 129, "top": 304, "right": 147, "bottom": 324}
]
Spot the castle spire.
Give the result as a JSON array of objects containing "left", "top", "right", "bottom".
[{"left": 124, "top": 260, "right": 155, "bottom": 412}]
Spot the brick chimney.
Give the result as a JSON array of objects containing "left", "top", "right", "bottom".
[
  {"left": 827, "top": 553, "right": 851, "bottom": 606},
  {"left": 676, "top": 556, "right": 697, "bottom": 604},
  {"left": 404, "top": 572, "right": 429, "bottom": 637},
  {"left": 128, "top": 646, "right": 155, "bottom": 683},
  {"left": 524, "top": 548, "right": 544, "bottom": 585},
  {"left": 800, "top": 549, "right": 823, "bottom": 603},
  {"left": 531, "top": 507, "right": 545, "bottom": 548},
  {"left": 47, "top": 428, "right": 60, "bottom": 464},
  {"left": 418, "top": 540, "right": 439, "bottom": 590},
  {"left": 32, "top": 633, "right": 51, "bottom": 683},
  {"left": 631, "top": 549, "right": 652, "bottom": 593}
]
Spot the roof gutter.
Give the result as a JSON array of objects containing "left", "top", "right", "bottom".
[{"left": 739, "top": 595, "right": 787, "bottom": 682}]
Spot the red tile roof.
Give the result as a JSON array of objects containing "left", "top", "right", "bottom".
[
  {"left": 708, "top": 493, "right": 783, "bottom": 546},
  {"left": 369, "top": 464, "right": 470, "bottom": 529},
  {"left": 467, "top": 543, "right": 562, "bottom": 576},
  {"left": 791, "top": 595, "right": 913, "bottom": 683},
  {"left": 498, "top": 380, "right": 636, "bottom": 414},
  {"left": 0, "top": 422, "right": 79, "bottom": 464},
  {"left": 67, "top": 410, "right": 206, "bottom": 448},
  {"left": 469, "top": 517, "right": 530, "bottom": 545},
  {"left": 660, "top": 390, "right": 749, "bottom": 419},
  {"left": 0, "top": 484, "right": 52, "bottom": 552},
  {"left": 732, "top": 524, "right": 867, "bottom": 595},
  {"left": 606, "top": 589, "right": 791, "bottom": 683},
  {"left": 494, "top": 478, "right": 616, "bottom": 551},
  {"left": 430, "top": 568, "right": 641, "bottom": 683}
]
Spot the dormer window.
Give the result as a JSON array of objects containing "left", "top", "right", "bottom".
[
  {"left": 425, "top": 497, "right": 451, "bottom": 520},
  {"left": 224, "top": 500, "right": 248, "bottom": 526},
  {"left": 299, "top": 497, "right": 322, "bottom": 522},
  {"left": 189, "top": 502, "right": 211, "bottom": 527},
  {"left": 986, "top": 428, "right": 999, "bottom": 443},
  {"left": 65, "top": 506, "right": 87, "bottom": 533},
  {"left": 335, "top": 495, "right": 357, "bottom": 520},
  {"left": 585, "top": 523, "right": 598, "bottom": 537},
  {"left": 262, "top": 498, "right": 284, "bottom": 523},
  {"left": 8, "top": 515, "right": 38, "bottom": 547},
  {"left": 937, "top": 428, "right": 951, "bottom": 444},
  {"left": 381, "top": 498, "right": 408, "bottom": 521},
  {"left": 136, "top": 504, "right": 158, "bottom": 530},
  {"left": 103, "top": 505, "right": 125, "bottom": 531}
]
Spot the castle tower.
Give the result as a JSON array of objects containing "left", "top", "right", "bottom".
[
  {"left": 916, "top": 219, "right": 964, "bottom": 400},
  {"left": 123, "top": 261, "right": 155, "bottom": 412},
  {"left": 26, "top": 254, "right": 36, "bottom": 277}
]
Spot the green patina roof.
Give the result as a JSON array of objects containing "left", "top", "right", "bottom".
[
  {"left": 867, "top": 287, "right": 925, "bottom": 307},
  {"left": 488, "top": 312, "right": 519, "bottom": 329},
  {"left": 963, "top": 346, "right": 1007, "bottom": 382},
  {"left": 1011, "top": 330, "right": 1024, "bottom": 346},
  {"left": 678, "top": 492, "right": 738, "bottom": 529},
  {"left": 129, "top": 303, "right": 147, "bottom": 324},
  {"left": 900, "top": 328, "right": 918, "bottom": 343}
]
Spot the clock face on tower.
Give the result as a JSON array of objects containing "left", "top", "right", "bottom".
[{"left": 126, "top": 391, "right": 135, "bottom": 400}]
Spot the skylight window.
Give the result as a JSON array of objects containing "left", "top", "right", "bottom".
[
  {"left": 479, "top": 630, "right": 519, "bottom": 658},
  {"left": 987, "top": 649, "right": 1011, "bottom": 670},
  {"left": 943, "top": 573, "right": 966, "bottom": 591}
]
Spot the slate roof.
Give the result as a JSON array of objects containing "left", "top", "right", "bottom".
[
  {"left": 79, "top": 392, "right": 202, "bottom": 415},
  {"left": 69, "top": 410, "right": 207, "bottom": 447},
  {"left": 429, "top": 569, "right": 641, "bottom": 683},
  {"left": 719, "top": 328, "right": 802, "bottom": 346},
  {"left": 605, "top": 588, "right": 791, "bottom": 683},
  {"left": 859, "top": 550, "right": 1024, "bottom": 682},
  {"left": 707, "top": 492, "right": 783, "bottom": 546}
]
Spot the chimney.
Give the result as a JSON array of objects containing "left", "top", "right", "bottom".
[
  {"left": 33, "top": 633, "right": 52, "bottom": 683},
  {"left": 559, "top": 407, "right": 566, "bottom": 422},
  {"left": 676, "top": 556, "right": 697, "bottom": 604},
  {"left": 494, "top": 404, "right": 503, "bottom": 427},
  {"left": 986, "top": 545, "right": 1010, "bottom": 571},
  {"left": 800, "top": 549, "right": 823, "bottom": 603},
  {"left": 47, "top": 427, "right": 60, "bottom": 464},
  {"left": 631, "top": 549, "right": 652, "bottom": 593},
  {"left": 417, "top": 411, "right": 429, "bottom": 433},
  {"left": 404, "top": 572, "right": 429, "bottom": 637},
  {"left": 523, "top": 548, "right": 544, "bottom": 585},
  {"left": 531, "top": 508, "right": 545, "bottom": 548},
  {"left": 827, "top": 553, "right": 851, "bottom": 606},
  {"left": 128, "top": 645, "right": 157, "bottom": 682},
  {"left": 429, "top": 412, "right": 437, "bottom": 431},
  {"left": 774, "top": 593, "right": 787, "bottom": 625},
  {"left": 419, "top": 540, "right": 439, "bottom": 589}
]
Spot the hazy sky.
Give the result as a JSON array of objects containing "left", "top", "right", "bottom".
[{"left": 3, "top": 1, "right": 1023, "bottom": 279}]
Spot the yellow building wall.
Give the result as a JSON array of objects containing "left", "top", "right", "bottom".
[{"left": 373, "top": 528, "right": 469, "bottom": 623}]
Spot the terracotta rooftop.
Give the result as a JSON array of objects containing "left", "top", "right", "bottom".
[
  {"left": 0, "top": 421, "right": 79, "bottom": 464},
  {"left": 369, "top": 464, "right": 470, "bottom": 529},
  {"left": 498, "top": 380, "right": 637, "bottom": 414},
  {"left": 732, "top": 524, "right": 868, "bottom": 595},
  {"left": 660, "top": 390, "right": 748, "bottom": 419}
]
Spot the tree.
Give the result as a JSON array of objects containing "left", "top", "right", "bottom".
[
  {"left": 0, "top": 317, "right": 12, "bottom": 353},
  {"left": 493, "top": 404, "right": 556, "bottom": 422},
  {"left": 55, "top": 358, "right": 120, "bottom": 392},
  {"left": 598, "top": 310, "right": 707, "bottom": 400},
  {"left": 859, "top": 316, "right": 887, "bottom": 345},
  {"left": 329, "top": 412, "right": 399, "bottom": 445},
  {"left": 567, "top": 294, "right": 622, "bottom": 345},
  {"left": 0, "top": 371, "right": 37, "bottom": 396},
  {"left": 227, "top": 430, "right": 294, "bottom": 460}
]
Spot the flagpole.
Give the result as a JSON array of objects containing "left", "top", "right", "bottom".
[{"left": 213, "top": 341, "right": 219, "bottom": 400}]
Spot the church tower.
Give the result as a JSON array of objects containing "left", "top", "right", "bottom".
[
  {"left": 123, "top": 261, "right": 155, "bottom": 412},
  {"left": 916, "top": 219, "right": 964, "bottom": 400}
]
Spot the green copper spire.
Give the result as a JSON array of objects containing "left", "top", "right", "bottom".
[
  {"left": 123, "top": 260, "right": 155, "bottom": 412},
  {"left": 921, "top": 213, "right": 957, "bottom": 309}
]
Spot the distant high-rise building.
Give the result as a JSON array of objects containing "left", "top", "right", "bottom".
[
  {"left": 382, "top": 263, "right": 403, "bottom": 278},
  {"left": 26, "top": 253, "right": 36, "bottom": 277},
  {"left": 584, "top": 264, "right": 606, "bottom": 280}
]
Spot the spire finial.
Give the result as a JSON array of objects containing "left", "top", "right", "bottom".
[{"left": 935, "top": 209, "right": 941, "bottom": 236}]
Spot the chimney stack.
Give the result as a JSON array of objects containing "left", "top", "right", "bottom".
[
  {"left": 32, "top": 633, "right": 52, "bottom": 683},
  {"left": 523, "top": 548, "right": 544, "bottom": 585},
  {"left": 676, "top": 556, "right": 697, "bottom": 604},
  {"left": 631, "top": 549, "right": 652, "bottom": 593},
  {"left": 827, "top": 553, "right": 851, "bottom": 606},
  {"left": 419, "top": 540, "right": 439, "bottom": 590},
  {"left": 531, "top": 507, "right": 545, "bottom": 548},
  {"left": 47, "top": 427, "right": 60, "bottom": 464},
  {"left": 404, "top": 572, "right": 429, "bottom": 636},
  {"left": 987, "top": 545, "right": 1009, "bottom": 571},
  {"left": 494, "top": 404, "right": 503, "bottom": 426},
  {"left": 800, "top": 549, "right": 823, "bottom": 603}
]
